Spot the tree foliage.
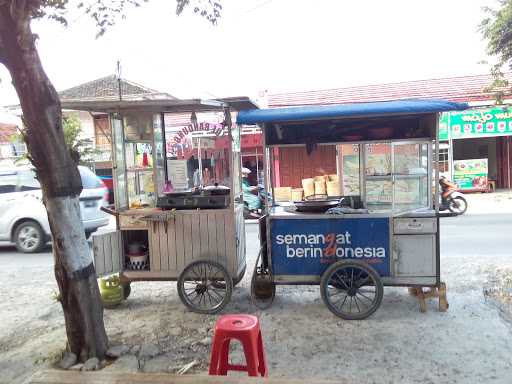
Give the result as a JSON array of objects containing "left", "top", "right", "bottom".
[
  {"left": 12, "top": 114, "right": 98, "bottom": 165},
  {"left": 480, "top": 0, "right": 512, "bottom": 102}
]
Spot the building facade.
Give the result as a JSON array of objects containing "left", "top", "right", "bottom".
[{"left": 264, "top": 73, "right": 512, "bottom": 191}]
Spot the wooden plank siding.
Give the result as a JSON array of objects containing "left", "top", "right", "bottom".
[
  {"left": 175, "top": 214, "right": 185, "bottom": 274},
  {"left": 276, "top": 146, "right": 337, "bottom": 189},
  {"left": 149, "top": 222, "right": 161, "bottom": 272},
  {"left": 92, "top": 231, "right": 122, "bottom": 277},
  {"left": 145, "top": 210, "right": 239, "bottom": 277}
]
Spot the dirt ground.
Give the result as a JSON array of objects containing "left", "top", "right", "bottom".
[{"left": 2, "top": 192, "right": 512, "bottom": 383}]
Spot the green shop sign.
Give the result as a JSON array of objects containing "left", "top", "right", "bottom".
[{"left": 439, "top": 106, "right": 512, "bottom": 140}]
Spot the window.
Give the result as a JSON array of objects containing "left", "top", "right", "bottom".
[
  {"left": 79, "top": 167, "right": 104, "bottom": 189},
  {"left": 438, "top": 148, "right": 449, "bottom": 173},
  {"left": 17, "top": 170, "right": 40, "bottom": 191},
  {"left": 12, "top": 142, "right": 27, "bottom": 157},
  {"left": 0, "top": 172, "right": 17, "bottom": 194}
]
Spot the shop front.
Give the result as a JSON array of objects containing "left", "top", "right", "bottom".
[{"left": 439, "top": 106, "right": 512, "bottom": 191}]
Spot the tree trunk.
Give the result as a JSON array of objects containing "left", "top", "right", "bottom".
[{"left": 0, "top": 5, "right": 108, "bottom": 360}]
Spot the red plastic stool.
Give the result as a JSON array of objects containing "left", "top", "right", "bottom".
[{"left": 209, "top": 314, "right": 268, "bottom": 377}]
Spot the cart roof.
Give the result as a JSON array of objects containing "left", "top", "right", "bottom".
[
  {"left": 236, "top": 99, "right": 468, "bottom": 125},
  {"left": 60, "top": 96, "right": 259, "bottom": 113}
]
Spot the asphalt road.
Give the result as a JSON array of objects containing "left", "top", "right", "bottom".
[{"left": 441, "top": 212, "right": 512, "bottom": 258}]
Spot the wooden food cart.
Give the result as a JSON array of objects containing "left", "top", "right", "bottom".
[
  {"left": 236, "top": 99, "right": 468, "bottom": 319},
  {"left": 63, "top": 98, "right": 257, "bottom": 314}
]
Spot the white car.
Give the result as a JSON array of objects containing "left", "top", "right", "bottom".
[{"left": 0, "top": 165, "right": 110, "bottom": 253}]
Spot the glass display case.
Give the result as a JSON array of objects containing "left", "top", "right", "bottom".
[
  {"left": 112, "top": 111, "right": 162, "bottom": 210},
  {"left": 359, "top": 140, "right": 431, "bottom": 213}
]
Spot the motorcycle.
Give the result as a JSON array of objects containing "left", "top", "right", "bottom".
[
  {"left": 439, "top": 177, "right": 468, "bottom": 215},
  {"left": 243, "top": 184, "right": 268, "bottom": 219}
]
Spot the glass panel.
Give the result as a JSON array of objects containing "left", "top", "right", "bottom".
[
  {"left": 365, "top": 179, "right": 392, "bottom": 211},
  {"left": 163, "top": 114, "right": 232, "bottom": 193},
  {"left": 112, "top": 116, "right": 127, "bottom": 209},
  {"left": 394, "top": 176, "right": 429, "bottom": 212},
  {"left": 339, "top": 144, "right": 360, "bottom": 196},
  {"left": 153, "top": 114, "right": 165, "bottom": 198},
  {"left": 232, "top": 124, "right": 241, "bottom": 196},
  {"left": 394, "top": 143, "right": 428, "bottom": 175},
  {"left": 0, "top": 171, "right": 19, "bottom": 194},
  {"left": 365, "top": 143, "right": 391, "bottom": 176},
  {"left": 126, "top": 143, "right": 153, "bottom": 170},
  {"left": 17, "top": 170, "right": 40, "bottom": 191},
  {"left": 123, "top": 111, "right": 153, "bottom": 141},
  {"left": 393, "top": 142, "right": 430, "bottom": 213},
  {"left": 364, "top": 143, "right": 391, "bottom": 212}
]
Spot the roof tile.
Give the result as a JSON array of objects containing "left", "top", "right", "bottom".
[
  {"left": 268, "top": 73, "right": 512, "bottom": 107},
  {"left": 59, "top": 75, "right": 176, "bottom": 101}
]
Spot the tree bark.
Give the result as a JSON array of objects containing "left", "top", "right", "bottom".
[{"left": 0, "top": 4, "right": 108, "bottom": 360}]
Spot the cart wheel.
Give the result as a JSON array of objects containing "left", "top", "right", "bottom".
[
  {"left": 177, "top": 260, "right": 233, "bottom": 314},
  {"left": 122, "top": 283, "right": 131, "bottom": 300},
  {"left": 320, "top": 260, "right": 383, "bottom": 320},
  {"left": 233, "top": 265, "right": 246, "bottom": 287}
]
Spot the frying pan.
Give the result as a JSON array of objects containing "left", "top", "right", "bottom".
[{"left": 293, "top": 195, "right": 342, "bottom": 213}]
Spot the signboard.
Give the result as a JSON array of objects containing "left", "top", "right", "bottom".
[
  {"left": 270, "top": 218, "right": 390, "bottom": 277},
  {"left": 453, "top": 158, "right": 488, "bottom": 190},
  {"left": 166, "top": 159, "right": 189, "bottom": 190},
  {"left": 439, "top": 107, "right": 512, "bottom": 140}
]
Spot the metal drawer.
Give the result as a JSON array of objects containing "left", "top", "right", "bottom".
[{"left": 393, "top": 217, "right": 436, "bottom": 234}]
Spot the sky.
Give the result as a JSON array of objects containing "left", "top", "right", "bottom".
[{"left": 0, "top": 0, "right": 501, "bottom": 109}]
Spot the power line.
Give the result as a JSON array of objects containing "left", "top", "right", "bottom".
[{"left": 239, "top": 0, "right": 274, "bottom": 16}]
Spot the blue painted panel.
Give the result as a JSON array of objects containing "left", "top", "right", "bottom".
[
  {"left": 270, "top": 218, "right": 390, "bottom": 277},
  {"left": 236, "top": 99, "right": 468, "bottom": 125}
]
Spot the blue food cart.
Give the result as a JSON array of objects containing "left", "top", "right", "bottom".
[{"left": 236, "top": 99, "right": 467, "bottom": 319}]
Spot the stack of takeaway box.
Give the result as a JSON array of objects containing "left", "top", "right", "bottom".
[{"left": 274, "top": 175, "right": 340, "bottom": 202}]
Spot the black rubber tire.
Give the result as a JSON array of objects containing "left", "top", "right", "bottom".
[
  {"left": 320, "top": 260, "right": 383, "bottom": 320},
  {"left": 232, "top": 265, "right": 246, "bottom": 287},
  {"left": 122, "top": 283, "right": 131, "bottom": 300},
  {"left": 448, "top": 196, "right": 468, "bottom": 215},
  {"left": 14, "top": 221, "right": 45, "bottom": 253},
  {"left": 177, "top": 260, "right": 233, "bottom": 314}
]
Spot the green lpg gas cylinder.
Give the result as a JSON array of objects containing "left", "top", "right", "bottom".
[{"left": 99, "top": 274, "right": 124, "bottom": 308}]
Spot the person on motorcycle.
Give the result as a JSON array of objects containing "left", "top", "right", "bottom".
[
  {"left": 439, "top": 176, "right": 468, "bottom": 215},
  {"left": 242, "top": 167, "right": 262, "bottom": 211}
]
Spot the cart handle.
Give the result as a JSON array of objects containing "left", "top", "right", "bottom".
[{"left": 100, "top": 205, "right": 118, "bottom": 217}]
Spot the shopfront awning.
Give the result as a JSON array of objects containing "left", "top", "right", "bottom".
[{"left": 236, "top": 99, "right": 468, "bottom": 125}]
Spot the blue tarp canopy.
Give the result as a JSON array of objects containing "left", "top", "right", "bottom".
[{"left": 236, "top": 99, "right": 468, "bottom": 125}]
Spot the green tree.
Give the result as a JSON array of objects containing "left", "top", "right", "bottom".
[
  {"left": 480, "top": 0, "right": 512, "bottom": 102},
  {"left": 0, "top": 0, "right": 221, "bottom": 363},
  {"left": 61, "top": 115, "right": 99, "bottom": 165},
  {"left": 13, "top": 114, "right": 98, "bottom": 165}
]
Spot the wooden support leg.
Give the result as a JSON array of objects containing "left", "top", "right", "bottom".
[
  {"left": 416, "top": 288, "right": 427, "bottom": 313},
  {"left": 408, "top": 282, "right": 449, "bottom": 313},
  {"left": 438, "top": 282, "right": 449, "bottom": 312}
]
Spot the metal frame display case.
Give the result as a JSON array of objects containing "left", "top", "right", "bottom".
[{"left": 237, "top": 100, "right": 468, "bottom": 319}]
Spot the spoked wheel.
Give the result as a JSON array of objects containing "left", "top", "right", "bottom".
[
  {"left": 448, "top": 196, "right": 467, "bottom": 215},
  {"left": 177, "top": 260, "right": 232, "bottom": 314},
  {"left": 320, "top": 260, "right": 383, "bottom": 320}
]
